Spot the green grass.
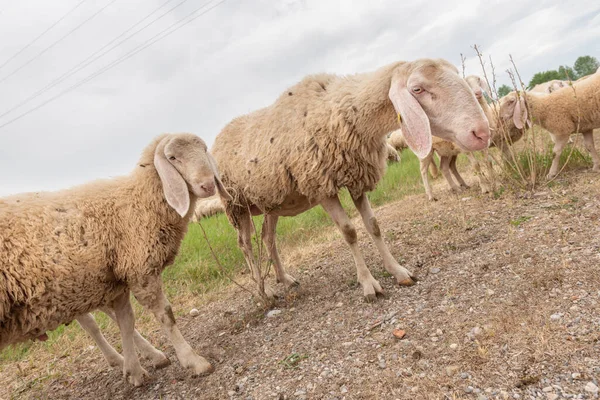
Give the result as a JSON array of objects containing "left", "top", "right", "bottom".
[{"left": 0, "top": 149, "right": 423, "bottom": 363}]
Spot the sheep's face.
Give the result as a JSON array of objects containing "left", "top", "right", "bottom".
[
  {"left": 161, "top": 134, "right": 216, "bottom": 198},
  {"left": 154, "top": 133, "right": 231, "bottom": 218},
  {"left": 465, "top": 75, "right": 490, "bottom": 101},
  {"left": 389, "top": 59, "right": 490, "bottom": 158},
  {"left": 498, "top": 91, "right": 530, "bottom": 130}
]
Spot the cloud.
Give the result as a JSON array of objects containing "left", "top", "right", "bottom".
[{"left": 0, "top": 0, "right": 597, "bottom": 195}]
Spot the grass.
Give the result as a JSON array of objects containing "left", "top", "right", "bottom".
[{"left": 1, "top": 149, "right": 423, "bottom": 363}]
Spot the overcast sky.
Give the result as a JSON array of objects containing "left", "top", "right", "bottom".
[{"left": 0, "top": 0, "right": 598, "bottom": 196}]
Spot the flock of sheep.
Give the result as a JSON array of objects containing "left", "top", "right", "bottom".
[{"left": 1, "top": 58, "right": 599, "bottom": 390}]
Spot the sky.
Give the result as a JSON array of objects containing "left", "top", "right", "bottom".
[{"left": 0, "top": 0, "right": 598, "bottom": 196}]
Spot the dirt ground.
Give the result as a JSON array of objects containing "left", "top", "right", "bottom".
[{"left": 2, "top": 169, "right": 600, "bottom": 400}]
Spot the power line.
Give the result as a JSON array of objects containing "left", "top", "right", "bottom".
[
  {"left": 0, "top": 0, "right": 227, "bottom": 130},
  {"left": 0, "top": 0, "right": 188, "bottom": 120},
  {"left": 0, "top": 0, "right": 91, "bottom": 72},
  {"left": 0, "top": 0, "right": 118, "bottom": 85}
]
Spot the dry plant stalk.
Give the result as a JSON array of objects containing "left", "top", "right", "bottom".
[{"left": 198, "top": 217, "right": 273, "bottom": 308}]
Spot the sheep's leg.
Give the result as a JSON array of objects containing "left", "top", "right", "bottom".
[
  {"left": 237, "top": 212, "right": 275, "bottom": 298},
  {"left": 112, "top": 291, "right": 147, "bottom": 386},
  {"left": 466, "top": 152, "right": 491, "bottom": 194},
  {"left": 547, "top": 134, "right": 570, "bottom": 178},
  {"left": 320, "top": 195, "right": 383, "bottom": 302},
  {"left": 582, "top": 130, "right": 600, "bottom": 172},
  {"left": 76, "top": 313, "right": 123, "bottom": 368},
  {"left": 131, "top": 275, "right": 213, "bottom": 376},
  {"left": 429, "top": 155, "right": 439, "bottom": 178},
  {"left": 440, "top": 156, "right": 461, "bottom": 192},
  {"left": 449, "top": 155, "right": 470, "bottom": 189},
  {"left": 100, "top": 307, "right": 170, "bottom": 369},
  {"left": 352, "top": 193, "right": 414, "bottom": 287},
  {"left": 261, "top": 214, "right": 298, "bottom": 288},
  {"left": 419, "top": 152, "right": 436, "bottom": 201}
]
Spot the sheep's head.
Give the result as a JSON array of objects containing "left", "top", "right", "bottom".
[
  {"left": 465, "top": 75, "right": 490, "bottom": 101},
  {"left": 547, "top": 80, "right": 567, "bottom": 93},
  {"left": 498, "top": 91, "right": 531, "bottom": 130},
  {"left": 389, "top": 58, "right": 490, "bottom": 159},
  {"left": 153, "top": 133, "right": 231, "bottom": 217}
]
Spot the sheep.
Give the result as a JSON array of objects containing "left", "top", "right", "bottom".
[
  {"left": 192, "top": 194, "right": 225, "bottom": 221},
  {"left": 0, "top": 133, "right": 231, "bottom": 386},
  {"left": 499, "top": 72, "right": 600, "bottom": 178},
  {"left": 386, "top": 142, "right": 400, "bottom": 162},
  {"left": 211, "top": 58, "right": 490, "bottom": 301},
  {"left": 530, "top": 79, "right": 568, "bottom": 94}
]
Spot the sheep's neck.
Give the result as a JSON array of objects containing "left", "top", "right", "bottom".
[
  {"left": 525, "top": 93, "right": 550, "bottom": 127},
  {"left": 339, "top": 63, "right": 402, "bottom": 146}
]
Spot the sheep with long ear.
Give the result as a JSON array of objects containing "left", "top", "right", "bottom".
[
  {"left": 212, "top": 58, "right": 490, "bottom": 301},
  {"left": 499, "top": 71, "right": 600, "bottom": 178},
  {"left": 0, "top": 133, "right": 231, "bottom": 386}
]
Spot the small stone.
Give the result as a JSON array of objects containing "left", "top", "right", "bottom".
[
  {"left": 340, "top": 385, "right": 348, "bottom": 394},
  {"left": 445, "top": 366, "right": 459, "bottom": 376},
  {"left": 189, "top": 308, "right": 200, "bottom": 317},
  {"left": 431, "top": 336, "right": 439, "bottom": 342},
  {"left": 546, "top": 394, "right": 558, "bottom": 400},
  {"left": 460, "top": 372, "right": 469, "bottom": 379},
  {"left": 467, "top": 326, "right": 482, "bottom": 340},
  {"left": 477, "top": 395, "right": 488, "bottom": 400},
  {"left": 336, "top": 302, "right": 343, "bottom": 308},
  {"left": 449, "top": 343, "right": 458, "bottom": 350},
  {"left": 436, "top": 329, "right": 443, "bottom": 336},
  {"left": 392, "top": 329, "right": 406, "bottom": 340},
  {"left": 266, "top": 309, "right": 282, "bottom": 318},
  {"left": 543, "top": 387, "right": 553, "bottom": 392},
  {"left": 572, "top": 372, "right": 581, "bottom": 380},
  {"left": 465, "top": 386, "right": 473, "bottom": 393},
  {"left": 584, "top": 382, "right": 598, "bottom": 393},
  {"left": 486, "top": 289, "right": 495, "bottom": 296},
  {"left": 430, "top": 267, "right": 441, "bottom": 274},
  {"left": 550, "top": 313, "right": 562, "bottom": 321}
]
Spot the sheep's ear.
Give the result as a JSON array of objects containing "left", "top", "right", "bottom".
[
  {"left": 207, "top": 152, "right": 232, "bottom": 202},
  {"left": 513, "top": 96, "right": 530, "bottom": 130},
  {"left": 480, "top": 79, "right": 491, "bottom": 96},
  {"left": 154, "top": 138, "right": 190, "bottom": 217},
  {"left": 389, "top": 80, "right": 432, "bottom": 159}
]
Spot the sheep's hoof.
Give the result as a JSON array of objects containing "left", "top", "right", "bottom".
[
  {"left": 398, "top": 278, "right": 415, "bottom": 286},
  {"left": 152, "top": 355, "right": 171, "bottom": 369},
  {"left": 190, "top": 359, "right": 214, "bottom": 377},
  {"left": 428, "top": 196, "right": 438, "bottom": 202},
  {"left": 124, "top": 366, "right": 148, "bottom": 387},
  {"left": 277, "top": 273, "right": 299, "bottom": 288},
  {"left": 360, "top": 277, "right": 383, "bottom": 302}
]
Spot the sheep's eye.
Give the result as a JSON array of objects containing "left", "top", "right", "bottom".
[
  {"left": 169, "top": 156, "right": 176, "bottom": 161},
  {"left": 412, "top": 87, "right": 423, "bottom": 94}
]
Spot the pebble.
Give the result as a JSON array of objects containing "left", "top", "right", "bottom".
[
  {"left": 465, "top": 386, "right": 474, "bottom": 393},
  {"left": 486, "top": 289, "right": 495, "bottom": 296},
  {"left": 550, "top": 313, "right": 563, "bottom": 321},
  {"left": 571, "top": 372, "right": 581, "bottom": 380},
  {"left": 542, "top": 386, "right": 553, "bottom": 393},
  {"left": 266, "top": 310, "right": 282, "bottom": 318},
  {"left": 584, "top": 382, "right": 599, "bottom": 393},
  {"left": 477, "top": 395, "right": 488, "bottom": 400},
  {"left": 460, "top": 372, "right": 469, "bottom": 379},
  {"left": 449, "top": 343, "right": 458, "bottom": 350},
  {"left": 430, "top": 267, "right": 441, "bottom": 274},
  {"left": 546, "top": 394, "right": 558, "bottom": 400},
  {"left": 340, "top": 385, "right": 348, "bottom": 394},
  {"left": 445, "top": 366, "right": 459, "bottom": 376},
  {"left": 189, "top": 308, "right": 200, "bottom": 317}
]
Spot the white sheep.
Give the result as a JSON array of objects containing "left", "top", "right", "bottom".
[
  {"left": 212, "top": 58, "right": 490, "bottom": 301},
  {"left": 499, "top": 72, "right": 600, "bottom": 178},
  {"left": 0, "top": 133, "right": 231, "bottom": 386},
  {"left": 530, "top": 79, "right": 568, "bottom": 94}
]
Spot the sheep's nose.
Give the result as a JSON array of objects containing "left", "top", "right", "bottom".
[
  {"left": 471, "top": 122, "right": 490, "bottom": 144},
  {"left": 200, "top": 180, "right": 215, "bottom": 194},
  {"left": 474, "top": 90, "right": 482, "bottom": 98}
]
